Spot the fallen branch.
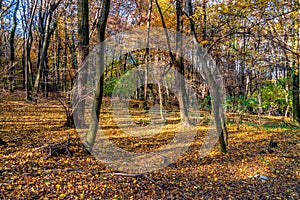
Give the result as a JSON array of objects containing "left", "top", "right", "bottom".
[
  {"left": 265, "top": 154, "right": 299, "bottom": 159},
  {"left": 33, "top": 134, "right": 72, "bottom": 159},
  {"left": 280, "top": 155, "right": 299, "bottom": 159},
  {"left": 102, "top": 172, "right": 145, "bottom": 177},
  {"left": 22, "top": 168, "right": 84, "bottom": 176}
]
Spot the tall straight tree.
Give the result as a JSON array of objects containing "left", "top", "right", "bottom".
[
  {"left": 8, "top": 0, "right": 19, "bottom": 92},
  {"left": 186, "top": 0, "right": 228, "bottom": 152},
  {"left": 175, "top": 0, "right": 190, "bottom": 126},
  {"left": 85, "top": 0, "right": 110, "bottom": 153},
  {"left": 155, "top": 0, "right": 190, "bottom": 126},
  {"left": 74, "top": 0, "right": 89, "bottom": 127},
  {"left": 144, "top": 0, "right": 152, "bottom": 100},
  {"left": 24, "top": 0, "right": 37, "bottom": 100},
  {"left": 32, "top": 0, "right": 62, "bottom": 100},
  {"left": 291, "top": 3, "right": 300, "bottom": 123}
]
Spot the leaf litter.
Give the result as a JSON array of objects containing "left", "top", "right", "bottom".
[{"left": 0, "top": 92, "right": 299, "bottom": 199}]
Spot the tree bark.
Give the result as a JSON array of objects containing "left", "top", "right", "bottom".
[
  {"left": 292, "top": 10, "right": 300, "bottom": 123},
  {"left": 292, "top": 54, "right": 300, "bottom": 123},
  {"left": 175, "top": 0, "right": 190, "bottom": 126},
  {"left": 32, "top": 0, "right": 61, "bottom": 100},
  {"left": 8, "top": 0, "right": 20, "bottom": 92},
  {"left": 74, "top": 0, "right": 89, "bottom": 128},
  {"left": 155, "top": 0, "right": 190, "bottom": 126},
  {"left": 85, "top": 0, "right": 110, "bottom": 153},
  {"left": 55, "top": 26, "right": 61, "bottom": 90},
  {"left": 144, "top": 0, "right": 152, "bottom": 100},
  {"left": 186, "top": 0, "right": 227, "bottom": 152},
  {"left": 25, "top": 0, "right": 38, "bottom": 100}
]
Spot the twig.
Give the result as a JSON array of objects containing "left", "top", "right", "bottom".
[
  {"left": 22, "top": 168, "right": 84, "bottom": 176},
  {"left": 102, "top": 172, "right": 144, "bottom": 177},
  {"left": 280, "top": 155, "right": 299, "bottom": 159}
]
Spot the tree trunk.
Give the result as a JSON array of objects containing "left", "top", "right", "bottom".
[
  {"left": 42, "top": 57, "right": 49, "bottom": 97},
  {"left": 85, "top": 0, "right": 110, "bottom": 153},
  {"left": 144, "top": 0, "right": 152, "bottom": 100},
  {"left": 157, "top": 78, "right": 165, "bottom": 120},
  {"left": 55, "top": 27, "right": 61, "bottom": 90},
  {"left": 74, "top": 0, "right": 89, "bottom": 128},
  {"left": 63, "top": 18, "right": 67, "bottom": 92},
  {"left": 292, "top": 12, "right": 300, "bottom": 123},
  {"left": 32, "top": 13, "right": 51, "bottom": 99},
  {"left": 70, "top": 30, "right": 78, "bottom": 71},
  {"left": 32, "top": 1, "right": 61, "bottom": 100},
  {"left": 258, "top": 82, "right": 262, "bottom": 127},
  {"left": 186, "top": 0, "right": 227, "bottom": 153},
  {"left": 155, "top": 0, "right": 190, "bottom": 126},
  {"left": 8, "top": 0, "right": 20, "bottom": 92},
  {"left": 25, "top": 0, "right": 38, "bottom": 100},
  {"left": 292, "top": 57, "right": 300, "bottom": 123},
  {"left": 176, "top": 0, "right": 191, "bottom": 126}
]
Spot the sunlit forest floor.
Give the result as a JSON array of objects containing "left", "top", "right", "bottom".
[{"left": 0, "top": 91, "right": 299, "bottom": 199}]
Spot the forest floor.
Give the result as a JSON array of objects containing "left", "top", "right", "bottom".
[{"left": 0, "top": 91, "right": 299, "bottom": 199}]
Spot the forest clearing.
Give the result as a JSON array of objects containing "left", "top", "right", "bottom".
[{"left": 0, "top": 91, "right": 299, "bottom": 199}]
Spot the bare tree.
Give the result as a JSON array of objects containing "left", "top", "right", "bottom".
[
  {"left": 8, "top": 0, "right": 20, "bottom": 92},
  {"left": 73, "top": 0, "right": 89, "bottom": 127},
  {"left": 186, "top": 0, "right": 228, "bottom": 152},
  {"left": 144, "top": 0, "right": 152, "bottom": 100},
  {"left": 155, "top": 0, "right": 190, "bottom": 126},
  {"left": 175, "top": 0, "right": 191, "bottom": 126},
  {"left": 24, "top": 0, "right": 38, "bottom": 100},
  {"left": 32, "top": 0, "right": 62, "bottom": 100},
  {"left": 85, "top": 0, "right": 110, "bottom": 153}
]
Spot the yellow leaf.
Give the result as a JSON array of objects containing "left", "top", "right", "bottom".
[
  {"left": 59, "top": 193, "right": 66, "bottom": 198},
  {"left": 6, "top": 185, "right": 13, "bottom": 190},
  {"left": 201, "top": 40, "right": 209, "bottom": 46}
]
